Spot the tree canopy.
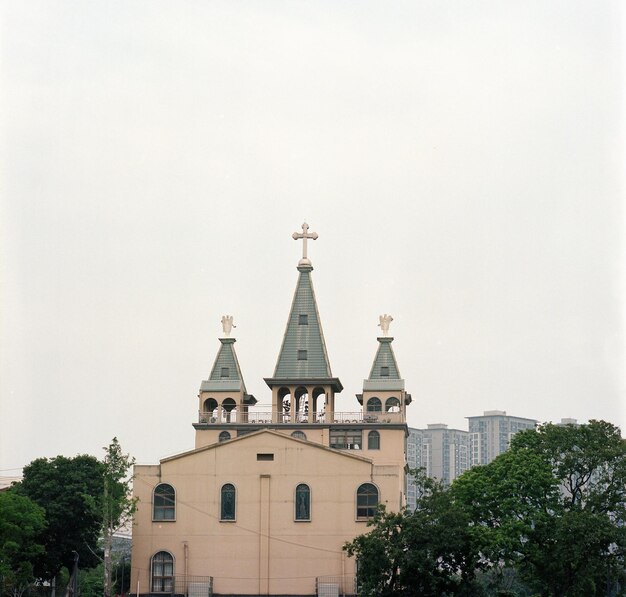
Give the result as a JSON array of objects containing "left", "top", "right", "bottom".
[
  {"left": 0, "top": 491, "right": 46, "bottom": 596},
  {"left": 346, "top": 420, "right": 626, "bottom": 597},
  {"left": 15, "top": 454, "right": 105, "bottom": 580}
]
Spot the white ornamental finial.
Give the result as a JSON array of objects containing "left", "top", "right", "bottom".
[
  {"left": 292, "top": 222, "right": 318, "bottom": 266},
  {"left": 220, "top": 315, "right": 236, "bottom": 337},
  {"left": 378, "top": 314, "right": 393, "bottom": 336}
]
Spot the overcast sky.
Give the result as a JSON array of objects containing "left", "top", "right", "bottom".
[{"left": 1, "top": 1, "right": 624, "bottom": 480}]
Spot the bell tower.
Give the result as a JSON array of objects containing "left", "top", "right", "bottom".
[
  {"left": 196, "top": 316, "right": 256, "bottom": 445},
  {"left": 264, "top": 223, "right": 342, "bottom": 423},
  {"left": 357, "top": 316, "right": 412, "bottom": 422}
]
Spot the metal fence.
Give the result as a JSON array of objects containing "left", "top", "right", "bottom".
[
  {"left": 169, "top": 575, "right": 213, "bottom": 597},
  {"left": 316, "top": 575, "right": 357, "bottom": 597}
]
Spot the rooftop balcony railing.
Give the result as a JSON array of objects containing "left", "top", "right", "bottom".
[{"left": 197, "top": 410, "right": 404, "bottom": 425}]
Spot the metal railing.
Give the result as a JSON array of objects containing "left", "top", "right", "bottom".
[
  {"left": 197, "top": 410, "right": 404, "bottom": 425},
  {"left": 169, "top": 575, "right": 213, "bottom": 597}
]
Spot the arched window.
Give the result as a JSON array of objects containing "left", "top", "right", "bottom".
[
  {"left": 220, "top": 483, "right": 236, "bottom": 521},
  {"left": 153, "top": 484, "right": 175, "bottom": 521},
  {"left": 291, "top": 430, "right": 307, "bottom": 440},
  {"left": 219, "top": 431, "right": 231, "bottom": 442},
  {"left": 385, "top": 397, "right": 400, "bottom": 412},
  {"left": 356, "top": 483, "right": 379, "bottom": 520},
  {"left": 295, "top": 484, "right": 311, "bottom": 521},
  {"left": 151, "top": 551, "right": 174, "bottom": 592},
  {"left": 367, "top": 397, "right": 381, "bottom": 412},
  {"left": 368, "top": 430, "right": 380, "bottom": 450}
]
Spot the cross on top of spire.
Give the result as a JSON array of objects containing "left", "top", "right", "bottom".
[{"left": 292, "top": 222, "right": 318, "bottom": 266}]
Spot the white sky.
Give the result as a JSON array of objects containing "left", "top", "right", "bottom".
[{"left": 1, "top": 1, "right": 624, "bottom": 477}]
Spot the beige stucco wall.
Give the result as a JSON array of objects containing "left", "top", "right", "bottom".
[{"left": 131, "top": 428, "right": 406, "bottom": 596}]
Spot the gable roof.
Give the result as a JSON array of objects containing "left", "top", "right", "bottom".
[{"left": 160, "top": 428, "right": 374, "bottom": 465}]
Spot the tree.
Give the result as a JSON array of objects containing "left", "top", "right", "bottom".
[
  {"left": 102, "top": 438, "right": 137, "bottom": 597},
  {"left": 0, "top": 491, "right": 46, "bottom": 597},
  {"left": 15, "top": 455, "right": 105, "bottom": 580},
  {"left": 452, "top": 420, "right": 626, "bottom": 597},
  {"left": 344, "top": 472, "right": 484, "bottom": 596}
]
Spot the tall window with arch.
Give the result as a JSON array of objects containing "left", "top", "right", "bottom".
[
  {"left": 220, "top": 483, "right": 236, "bottom": 521},
  {"left": 151, "top": 551, "right": 174, "bottom": 592},
  {"left": 368, "top": 430, "right": 380, "bottom": 450},
  {"left": 295, "top": 483, "right": 311, "bottom": 521},
  {"left": 356, "top": 483, "right": 379, "bottom": 520},
  {"left": 153, "top": 483, "right": 175, "bottom": 521}
]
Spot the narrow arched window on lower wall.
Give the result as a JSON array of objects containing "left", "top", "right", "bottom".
[
  {"left": 153, "top": 483, "right": 176, "bottom": 521},
  {"left": 151, "top": 551, "right": 174, "bottom": 592},
  {"left": 220, "top": 483, "right": 236, "bottom": 521},
  {"left": 295, "top": 484, "right": 311, "bottom": 521},
  {"left": 356, "top": 483, "right": 379, "bottom": 520}
]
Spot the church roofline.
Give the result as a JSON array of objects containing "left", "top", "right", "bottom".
[{"left": 161, "top": 428, "right": 374, "bottom": 464}]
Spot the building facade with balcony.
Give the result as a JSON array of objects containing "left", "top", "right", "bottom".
[{"left": 130, "top": 225, "right": 412, "bottom": 597}]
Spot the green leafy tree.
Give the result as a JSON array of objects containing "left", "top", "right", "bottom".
[
  {"left": 15, "top": 455, "right": 105, "bottom": 580},
  {"left": 102, "top": 438, "right": 137, "bottom": 597},
  {"left": 0, "top": 491, "right": 46, "bottom": 597},
  {"left": 453, "top": 420, "right": 626, "bottom": 597},
  {"left": 344, "top": 472, "right": 484, "bottom": 596}
]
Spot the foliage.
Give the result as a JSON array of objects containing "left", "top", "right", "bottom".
[
  {"left": 14, "top": 455, "right": 105, "bottom": 580},
  {"left": 0, "top": 491, "right": 46, "bottom": 597},
  {"left": 102, "top": 438, "right": 137, "bottom": 597},
  {"left": 344, "top": 472, "right": 484, "bottom": 596},
  {"left": 452, "top": 420, "right": 626, "bottom": 597}
]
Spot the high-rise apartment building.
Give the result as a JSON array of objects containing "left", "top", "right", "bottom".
[
  {"left": 406, "top": 424, "right": 471, "bottom": 509},
  {"left": 467, "top": 410, "right": 537, "bottom": 466}
]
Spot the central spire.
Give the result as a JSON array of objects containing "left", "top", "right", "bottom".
[{"left": 265, "top": 223, "right": 342, "bottom": 393}]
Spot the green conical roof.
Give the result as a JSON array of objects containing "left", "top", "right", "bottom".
[
  {"left": 369, "top": 337, "right": 401, "bottom": 379},
  {"left": 272, "top": 265, "right": 334, "bottom": 379},
  {"left": 363, "top": 337, "right": 405, "bottom": 391},
  {"left": 200, "top": 338, "right": 249, "bottom": 394}
]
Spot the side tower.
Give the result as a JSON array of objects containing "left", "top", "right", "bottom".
[
  {"left": 195, "top": 318, "right": 256, "bottom": 447},
  {"left": 264, "top": 223, "right": 342, "bottom": 424},
  {"left": 357, "top": 316, "right": 412, "bottom": 423}
]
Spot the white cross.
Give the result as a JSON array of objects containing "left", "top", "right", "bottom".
[{"left": 292, "top": 222, "right": 318, "bottom": 263}]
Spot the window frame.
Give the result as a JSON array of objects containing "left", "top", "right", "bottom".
[
  {"left": 294, "top": 483, "right": 311, "bottom": 522},
  {"left": 218, "top": 431, "right": 231, "bottom": 442},
  {"left": 291, "top": 430, "right": 307, "bottom": 440},
  {"left": 150, "top": 551, "right": 174, "bottom": 593},
  {"left": 220, "top": 483, "right": 236, "bottom": 521},
  {"left": 297, "top": 349, "right": 308, "bottom": 361},
  {"left": 329, "top": 428, "right": 363, "bottom": 450},
  {"left": 385, "top": 397, "right": 401, "bottom": 412},
  {"left": 356, "top": 483, "right": 379, "bottom": 520},
  {"left": 298, "top": 314, "right": 308, "bottom": 325},
  {"left": 152, "top": 483, "right": 176, "bottom": 522},
  {"left": 366, "top": 397, "right": 382, "bottom": 412},
  {"left": 368, "top": 430, "right": 380, "bottom": 450}
]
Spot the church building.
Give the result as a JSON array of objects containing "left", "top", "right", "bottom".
[{"left": 130, "top": 224, "right": 412, "bottom": 597}]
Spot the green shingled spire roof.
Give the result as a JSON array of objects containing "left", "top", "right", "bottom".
[
  {"left": 200, "top": 337, "right": 255, "bottom": 403},
  {"left": 273, "top": 264, "right": 333, "bottom": 379},
  {"left": 368, "top": 337, "right": 401, "bottom": 380}
]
